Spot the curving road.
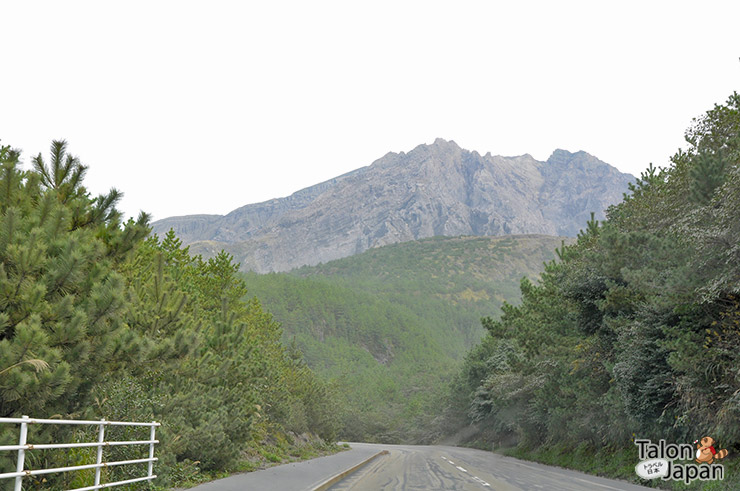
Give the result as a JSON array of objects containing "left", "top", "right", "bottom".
[
  {"left": 328, "top": 443, "right": 650, "bottom": 491},
  {"left": 189, "top": 442, "right": 650, "bottom": 490}
]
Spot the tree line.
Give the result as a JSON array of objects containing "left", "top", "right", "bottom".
[
  {"left": 242, "top": 235, "right": 563, "bottom": 443},
  {"left": 0, "top": 142, "right": 339, "bottom": 489},
  {"left": 442, "top": 92, "right": 740, "bottom": 487}
]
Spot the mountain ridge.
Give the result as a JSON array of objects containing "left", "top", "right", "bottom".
[{"left": 153, "top": 139, "right": 634, "bottom": 272}]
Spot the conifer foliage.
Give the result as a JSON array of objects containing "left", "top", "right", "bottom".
[
  {"left": 0, "top": 141, "right": 338, "bottom": 488},
  {"left": 444, "top": 92, "right": 740, "bottom": 466}
]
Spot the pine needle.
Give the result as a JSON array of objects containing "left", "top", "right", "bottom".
[{"left": 0, "top": 358, "right": 51, "bottom": 376}]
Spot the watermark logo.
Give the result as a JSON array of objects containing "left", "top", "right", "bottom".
[
  {"left": 694, "top": 436, "right": 729, "bottom": 464},
  {"left": 634, "top": 437, "right": 728, "bottom": 485}
]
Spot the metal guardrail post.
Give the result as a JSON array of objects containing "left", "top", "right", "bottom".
[
  {"left": 14, "top": 415, "right": 28, "bottom": 491},
  {"left": 0, "top": 416, "right": 160, "bottom": 489},
  {"left": 94, "top": 419, "right": 106, "bottom": 487},
  {"left": 147, "top": 423, "right": 156, "bottom": 479}
]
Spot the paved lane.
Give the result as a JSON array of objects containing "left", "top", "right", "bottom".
[
  {"left": 188, "top": 444, "right": 380, "bottom": 491},
  {"left": 328, "top": 443, "right": 650, "bottom": 491}
]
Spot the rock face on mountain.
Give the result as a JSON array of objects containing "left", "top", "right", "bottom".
[{"left": 152, "top": 139, "right": 634, "bottom": 272}]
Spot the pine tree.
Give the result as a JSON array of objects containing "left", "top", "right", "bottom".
[
  {"left": 0, "top": 141, "right": 145, "bottom": 419},
  {"left": 689, "top": 149, "right": 728, "bottom": 205}
]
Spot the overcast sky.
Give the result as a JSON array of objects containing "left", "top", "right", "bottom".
[{"left": 2, "top": 1, "right": 738, "bottom": 220}]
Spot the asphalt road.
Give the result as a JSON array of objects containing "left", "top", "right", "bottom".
[
  {"left": 187, "top": 444, "right": 380, "bottom": 491},
  {"left": 189, "top": 442, "right": 651, "bottom": 491},
  {"left": 327, "top": 443, "right": 650, "bottom": 491}
]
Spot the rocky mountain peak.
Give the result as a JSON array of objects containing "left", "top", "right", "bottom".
[
  {"left": 152, "top": 140, "right": 634, "bottom": 272},
  {"left": 547, "top": 149, "right": 603, "bottom": 169},
  {"left": 430, "top": 137, "right": 460, "bottom": 148}
]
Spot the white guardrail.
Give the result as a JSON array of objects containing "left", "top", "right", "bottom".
[{"left": 0, "top": 415, "right": 160, "bottom": 491}]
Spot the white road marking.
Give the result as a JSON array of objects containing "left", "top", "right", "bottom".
[
  {"left": 471, "top": 476, "right": 491, "bottom": 487},
  {"left": 441, "top": 457, "right": 491, "bottom": 488}
]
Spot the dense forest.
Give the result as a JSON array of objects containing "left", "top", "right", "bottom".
[
  {"left": 442, "top": 93, "right": 740, "bottom": 487},
  {"left": 0, "top": 142, "right": 339, "bottom": 489},
  {"left": 243, "top": 234, "right": 566, "bottom": 442}
]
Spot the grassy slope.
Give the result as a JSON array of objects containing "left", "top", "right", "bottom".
[{"left": 242, "top": 234, "right": 570, "bottom": 442}]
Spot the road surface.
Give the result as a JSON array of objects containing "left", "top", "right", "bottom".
[
  {"left": 328, "top": 443, "right": 650, "bottom": 490},
  {"left": 189, "top": 442, "right": 650, "bottom": 490},
  {"left": 187, "top": 444, "right": 380, "bottom": 491}
]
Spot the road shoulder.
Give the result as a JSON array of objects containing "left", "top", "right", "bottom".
[{"left": 187, "top": 443, "right": 382, "bottom": 491}]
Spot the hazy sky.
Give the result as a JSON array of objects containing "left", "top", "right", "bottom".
[{"left": 2, "top": 1, "right": 738, "bottom": 220}]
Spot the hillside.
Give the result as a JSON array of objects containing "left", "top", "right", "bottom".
[
  {"left": 242, "top": 234, "right": 572, "bottom": 442},
  {"left": 154, "top": 139, "right": 632, "bottom": 272},
  {"left": 438, "top": 93, "right": 740, "bottom": 488}
]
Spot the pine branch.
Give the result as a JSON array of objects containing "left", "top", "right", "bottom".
[
  {"left": 32, "top": 153, "right": 53, "bottom": 189},
  {"left": 0, "top": 358, "right": 50, "bottom": 376}
]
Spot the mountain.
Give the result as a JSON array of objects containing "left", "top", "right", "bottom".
[
  {"left": 153, "top": 139, "right": 633, "bottom": 272},
  {"left": 242, "top": 234, "right": 573, "bottom": 442}
]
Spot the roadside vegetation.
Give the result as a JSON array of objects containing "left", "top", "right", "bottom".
[
  {"left": 0, "top": 142, "right": 340, "bottom": 489},
  {"left": 442, "top": 93, "right": 740, "bottom": 489},
  {"left": 242, "top": 234, "right": 565, "bottom": 443}
]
